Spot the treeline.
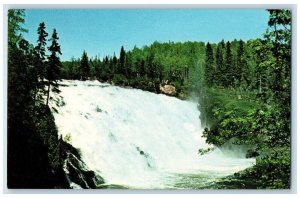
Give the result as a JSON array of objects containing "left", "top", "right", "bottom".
[
  {"left": 61, "top": 41, "right": 206, "bottom": 95},
  {"left": 201, "top": 10, "right": 291, "bottom": 189},
  {"left": 7, "top": 10, "right": 67, "bottom": 188},
  {"left": 60, "top": 38, "right": 262, "bottom": 97},
  {"left": 204, "top": 39, "right": 254, "bottom": 90}
]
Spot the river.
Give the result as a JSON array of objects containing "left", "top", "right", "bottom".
[{"left": 51, "top": 80, "right": 255, "bottom": 189}]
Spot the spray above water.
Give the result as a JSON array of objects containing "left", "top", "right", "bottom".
[{"left": 52, "top": 80, "right": 255, "bottom": 189}]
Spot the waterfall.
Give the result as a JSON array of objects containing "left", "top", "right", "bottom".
[{"left": 52, "top": 80, "right": 255, "bottom": 189}]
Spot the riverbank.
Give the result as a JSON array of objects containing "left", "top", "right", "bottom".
[{"left": 198, "top": 87, "right": 291, "bottom": 189}]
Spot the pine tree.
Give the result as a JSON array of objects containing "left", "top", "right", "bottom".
[
  {"left": 267, "top": 9, "right": 291, "bottom": 106},
  {"left": 112, "top": 52, "right": 118, "bottom": 74},
  {"left": 204, "top": 42, "right": 214, "bottom": 86},
  {"left": 252, "top": 39, "right": 270, "bottom": 98},
  {"left": 146, "top": 52, "right": 155, "bottom": 79},
  {"left": 140, "top": 59, "right": 146, "bottom": 77},
  {"left": 119, "top": 46, "right": 126, "bottom": 75},
  {"left": 8, "top": 10, "right": 65, "bottom": 188},
  {"left": 8, "top": 9, "right": 28, "bottom": 45},
  {"left": 35, "top": 22, "right": 48, "bottom": 73},
  {"left": 236, "top": 39, "right": 244, "bottom": 80},
  {"left": 125, "top": 51, "right": 132, "bottom": 78},
  {"left": 80, "top": 50, "right": 89, "bottom": 80},
  {"left": 215, "top": 43, "right": 224, "bottom": 86},
  {"left": 68, "top": 56, "right": 76, "bottom": 79},
  {"left": 93, "top": 55, "right": 102, "bottom": 80},
  {"left": 46, "top": 29, "right": 62, "bottom": 107},
  {"left": 224, "top": 41, "right": 233, "bottom": 87},
  {"left": 236, "top": 39, "right": 249, "bottom": 87},
  {"left": 33, "top": 22, "right": 48, "bottom": 104},
  {"left": 8, "top": 9, "right": 32, "bottom": 116}
]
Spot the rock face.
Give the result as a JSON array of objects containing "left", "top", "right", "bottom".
[
  {"left": 60, "top": 141, "right": 105, "bottom": 189},
  {"left": 159, "top": 84, "right": 177, "bottom": 96}
]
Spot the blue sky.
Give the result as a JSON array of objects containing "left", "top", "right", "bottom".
[{"left": 23, "top": 9, "right": 269, "bottom": 61}]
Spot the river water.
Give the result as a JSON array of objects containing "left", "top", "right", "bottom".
[{"left": 51, "top": 80, "right": 255, "bottom": 189}]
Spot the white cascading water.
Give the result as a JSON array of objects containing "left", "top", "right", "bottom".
[{"left": 52, "top": 80, "right": 255, "bottom": 189}]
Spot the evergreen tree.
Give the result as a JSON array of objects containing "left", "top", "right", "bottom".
[
  {"left": 68, "top": 56, "right": 76, "bottom": 79},
  {"left": 99, "top": 56, "right": 110, "bottom": 81},
  {"left": 251, "top": 39, "right": 271, "bottom": 99},
  {"left": 93, "top": 56, "right": 102, "bottom": 80},
  {"left": 139, "top": 59, "right": 146, "bottom": 77},
  {"left": 8, "top": 10, "right": 67, "bottom": 188},
  {"left": 224, "top": 41, "right": 233, "bottom": 87},
  {"left": 125, "top": 51, "right": 132, "bottom": 78},
  {"left": 80, "top": 50, "right": 89, "bottom": 80},
  {"left": 35, "top": 22, "right": 48, "bottom": 74},
  {"left": 146, "top": 52, "right": 155, "bottom": 79},
  {"left": 8, "top": 9, "right": 33, "bottom": 120},
  {"left": 8, "top": 9, "right": 28, "bottom": 45},
  {"left": 46, "top": 29, "right": 62, "bottom": 107},
  {"left": 236, "top": 39, "right": 249, "bottom": 88},
  {"left": 119, "top": 46, "right": 126, "bottom": 75},
  {"left": 153, "top": 54, "right": 164, "bottom": 81},
  {"left": 266, "top": 9, "right": 291, "bottom": 107},
  {"left": 33, "top": 22, "right": 48, "bottom": 104},
  {"left": 204, "top": 42, "right": 214, "bottom": 86},
  {"left": 215, "top": 43, "right": 224, "bottom": 86},
  {"left": 236, "top": 39, "right": 244, "bottom": 81},
  {"left": 220, "top": 39, "right": 225, "bottom": 49},
  {"left": 112, "top": 53, "right": 118, "bottom": 74}
]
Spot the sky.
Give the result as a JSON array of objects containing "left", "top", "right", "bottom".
[{"left": 23, "top": 9, "right": 269, "bottom": 61}]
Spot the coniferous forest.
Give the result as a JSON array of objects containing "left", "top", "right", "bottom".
[{"left": 7, "top": 9, "right": 291, "bottom": 189}]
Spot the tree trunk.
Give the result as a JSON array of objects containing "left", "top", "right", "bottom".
[{"left": 46, "top": 80, "right": 51, "bottom": 107}]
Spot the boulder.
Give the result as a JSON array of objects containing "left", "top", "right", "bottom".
[
  {"left": 63, "top": 152, "right": 104, "bottom": 189},
  {"left": 159, "top": 84, "right": 177, "bottom": 96},
  {"left": 60, "top": 140, "right": 105, "bottom": 189}
]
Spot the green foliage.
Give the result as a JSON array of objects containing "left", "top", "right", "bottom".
[
  {"left": 80, "top": 50, "right": 89, "bottom": 80},
  {"left": 201, "top": 92, "right": 291, "bottom": 189},
  {"left": 7, "top": 10, "right": 68, "bottom": 188},
  {"left": 214, "top": 43, "right": 224, "bottom": 86},
  {"left": 254, "top": 148, "right": 290, "bottom": 189},
  {"left": 34, "top": 107, "right": 62, "bottom": 172},
  {"left": 236, "top": 39, "right": 250, "bottom": 88},
  {"left": 200, "top": 10, "right": 291, "bottom": 189},
  {"left": 59, "top": 38, "right": 261, "bottom": 99},
  {"left": 198, "top": 147, "right": 215, "bottom": 155},
  {"left": 32, "top": 22, "right": 49, "bottom": 106},
  {"left": 113, "top": 74, "right": 128, "bottom": 86},
  {"left": 215, "top": 147, "right": 290, "bottom": 189},
  {"left": 46, "top": 28, "right": 62, "bottom": 106},
  {"left": 203, "top": 103, "right": 289, "bottom": 147},
  {"left": 198, "top": 87, "right": 257, "bottom": 127},
  {"left": 224, "top": 41, "right": 233, "bottom": 87},
  {"left": 118, "top": 46, "right": 126, "bottom": 75},
  {"left": 8, "top": 9, "right": 28, "bottom": 44},
  {"left": 34, "top": 22, "right": 48, "bottom": 78},
  {"left": 204, "top": 42, "right": 214, "bottom": 86},
  {"left": 60, "top": 41, "right": 208, "bottom": 97}
]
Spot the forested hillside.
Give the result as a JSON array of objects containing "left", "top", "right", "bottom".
[{"left": 60, "top": 39, "right": 260, "bottom": 97}]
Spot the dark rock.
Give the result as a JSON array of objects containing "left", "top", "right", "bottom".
[{"left": 60, "top": 141, "right": 105, "bottom": 189}]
